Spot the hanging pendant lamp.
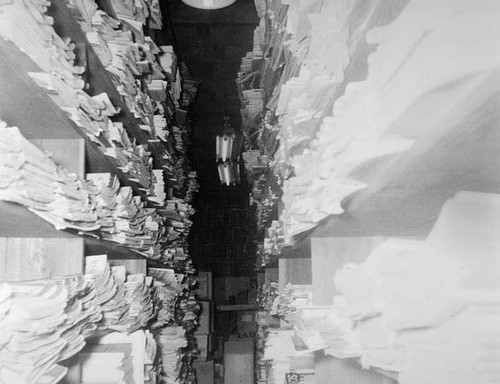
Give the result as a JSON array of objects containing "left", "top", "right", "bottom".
[{"left": 181, "top": 0, "right": 236, "bottom": 10}]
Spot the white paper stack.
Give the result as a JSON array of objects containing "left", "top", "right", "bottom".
[
  {"left": 85, "top": 255, "right": 123, "bottom": 329},
  {"left": 328, "top": 239, "right": 423, "bottom": 371},
  {"left": 180, "top": 78, "right": 199, "bottom": 109},
  {"left": 67, "top": 0, "right": 162, "bottom": 125},
  {"left": 85, "top": 257, "right": 157, "bottom": 334},
  {"left": 148, "top": 169, "right": 166, "bottom": 206},
  {"left": 0, "top": 281, "right": 67, "bottom": 384},
  {"left": 86, "top": 174, "right": 163, "bottom": 258},
  {"left": 157, "top": 46, "right": 177, "bottom": 81},
  {"left": 390, "top": 192, "right": 500, "bottom": 384},
  {"left": 0, "top": 123, "right": 100, "bottom": 231},
  {"left": 184, "top": 171, "right": 199, "bottom": 204},
  {"left": 77, "top": 345, "right": 133, "bottom": 384},
  {"left": 159, "top": 247, "right": 195, "bottom": 274},
  {"left": 146, "top": 0, "right": 162, "bottom": 29},
  {"left": 262, "top": 329, "right": 295, "bottom": 384},
  {"left": 0, "top": 277, "right": 101, "bottom": 384},
  {"left": 69, "top": 330, "right": 154, "bottom": 384},
  {"left": 274, "top": 0, "right": 500, "bottom": 238},
  {"left": 154, "top": 326, "right": 188, "bottom": 384},
  {"left": 0, "top": 0, "right": 157, "bottom": 193},
  {"left": 111, "top": 187, "right": 159, "bottom": 252},
  {"left": 177, "top": 293, "right": 200, "bottom": 325},
  {"left": 148, "top": 80, "right": 168, "bottom": 101},
  {"left": 53, "top": 275, "right": 103, "bottom": 360},
  {"left": 259, "top": 220, "right": 285, "bottom": 267},
  {"left": 148, "top": 268, "right": 188, "bottom": 328},
  {"left": 0, "top": 0, "right": 85, "bottom": 92},
  {"left": 159, "top": 198, "right": 195, "bottom": 248},
  {"left": 325, "top": 191, "right": 500, "bottom": 381},
  {"left": 123, "top": 273, "right": 155, "bottom": 331}
]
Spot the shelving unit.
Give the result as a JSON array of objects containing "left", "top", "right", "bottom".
[
  {"left": 244, "top": 0, "right": 500, "bottom": 383},
  {"left": 0, "top": 1, "right": 202, "bottom": 383}
]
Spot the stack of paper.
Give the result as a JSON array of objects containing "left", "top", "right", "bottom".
[
  {"left": 0, "top": 280, "right": 67, "bottom": 384},
  {"left": 148, "top": 139, "right": 174, "bottom": 177},
  {"left": 123, "top": 273, "right": 155, "bottom": 332},
  {"left": 159, "top": 198, "right": 195, "bottom": 249},
  {"left": 0, "top": 277, "right": 101, "bottom": 384},
  {"left": 54, "top": 275, "right": 103, "bottom": 360},
  {"left": 148, "top": 169, "right": 166, "bottom": 206},
  {"left": 0, "top": 0, "right": 85, "bottom": 91},
  {"left": 258, "top": 220, "right": 286, "bottom": 268},
  {"left": 327, "top": 239, "right": 423, "bottom": 370},
  {"left": 64, "top": 328, "right": 158, "bottom": 384},
  {"left": 0, "top": 123, "right": 101, "bottom": 231},
  {"left": 85, "top": 255, "right": 158, "bottom": 334},
  {"left": 0, "top": 1, "right": 158, "bottom": 194},
  {"left": 184, "top": 171, "right": 199, "bottom": 204},
  {"left": 324, "top": 191, "right": 500, "bottom": 381},
  {"left": 176, "top": 292, "right": 200, "bottom": 326},
  {"left": 85, "top": 255, "right": 124, "bottom": 330},
  {"left": 390, "top": 192, "right": 500, "bottom": 384},
  {"left": 147, "top": 80, "right": 168, "bottom": 101},
  {"left": 77, "top": 343, "right": 133, "bottom": 384},
  {"left": 157, "top": 46, "right": 177, "bottom": 82},
  {"left": 148, "top": 268, "right": 188, "bottom": 328},
  {"left": 67, "top": 0, "right": 161, "bottom": 125},
  {"left": 240, "top": 0, "right": 500, "bottom": 239},
  {"left": 262, "top": 329, "right": 296, "bottom": 384},
  {"left": 180, "top": 79, "right": 199, "bottom": 109},
  {"left": 146, "top": 0, "right": 162, "bottom": 29},
  {"left": 107, "top": 0, "right": 160, "bottom": 32},
  {"left": 154, "top": 326, "right": 188, "bottom": 384},
  {"left": 84, "top": 173, "right": 118, "bottom": 234},
  {"left": 86, "top": 174, "right": 163, "bottom": 258},
  {"left": 159, "top": 247, "right": 195, "bottom": 274}
]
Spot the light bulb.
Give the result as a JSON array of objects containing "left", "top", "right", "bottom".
[{"left": 182, "top": 0, "right": 236, "bottom": 10}]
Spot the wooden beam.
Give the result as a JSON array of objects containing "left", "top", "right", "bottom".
[{"left": 217, "top": 304, "right": 258, "bottom": 311}]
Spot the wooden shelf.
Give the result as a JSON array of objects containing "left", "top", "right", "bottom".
[
  {"left": 0, "top": 232, "right": 84, "bottom": 282},
  {"left": 314, "top": 351, "right": 397, "bottom": 384},
  {"left": 0, "top": 202, "right": 82, "bottom": 238},
  {"left": 310, "top": 237, "right": 387, "bottom": 305},
  {"left": 84, "top": 237, "right": 147, "bottom": 260}
]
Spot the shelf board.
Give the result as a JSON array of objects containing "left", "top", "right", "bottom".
[
  {"left": 0, "top": 235, "right": 84, "bottom": 282},
  {"left": 84, "top": 237, "right": 147, "bottom": 260},
  {"left": 0, "top": 201, "right": 80, "bottom": 238},
  {"left": 314, "top": 351, "right": 397, "bottom": 384},
  {"left": 0, "top": 38, "right": 82, "bottom": 141},
  {"left": 310, "top": 237, "right": 387, "bottom": 305}
]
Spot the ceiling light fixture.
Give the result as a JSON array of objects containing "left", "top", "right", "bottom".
[{"left": 181, "top": 0, "right": 236, "bottom": 10}]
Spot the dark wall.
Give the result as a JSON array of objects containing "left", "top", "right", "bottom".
[{"left": 155, "top": 0, "right": 259, "bottom": 276}]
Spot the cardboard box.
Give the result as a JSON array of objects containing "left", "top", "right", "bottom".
[
  {"left": 197, "top": 300, "right": 213, "bottom": 334},
  {"left": 194, "top": 271, "right": 213, "bottom": 300},
  {"left": 237, "top": 311, "right": 257, "bottom": 335},
  {"left": 194, "top": 334, "right": 209, "bottom": 361},
  {"left": 224, "top": 338, "right": 254, "bottom": 384},
  {"left": 193, "top": 360, "right": 214, "bottom": 384}
]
